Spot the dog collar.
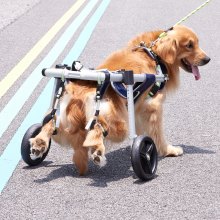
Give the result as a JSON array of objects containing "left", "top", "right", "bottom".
[{"left": 132, "top": 41, "right": 159, "bottom": 63}]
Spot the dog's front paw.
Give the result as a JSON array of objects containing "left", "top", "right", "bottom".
[
  {"left": 29, "top": 137, "right": 49, "bottom": 159},
  {"left": 165, "top": 145, "right": 183, "bottom": 157},
  {"left": 90, "top": 149, "right": 106, "bottom": 167}
]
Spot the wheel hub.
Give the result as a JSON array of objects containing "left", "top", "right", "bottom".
[{"left": 146, "top": 153, "right": 150, "bottom": 161}]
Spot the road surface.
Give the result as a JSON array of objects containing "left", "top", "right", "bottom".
[{"left": 0, "top": 0, "right": 219, "bottom": 219}]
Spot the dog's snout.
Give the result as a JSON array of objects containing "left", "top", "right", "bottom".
[{"left": 201, "top": 55, "right": 211, "bottom": 65}]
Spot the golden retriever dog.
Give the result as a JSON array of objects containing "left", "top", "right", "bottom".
[{"left": 30, "top": 25, "right": 210, "bottom": 175}]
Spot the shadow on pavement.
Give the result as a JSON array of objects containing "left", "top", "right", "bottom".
[
  {"left": 180, "top": 144, "right": 215, "bottom": 154},
  {"left": 86, "top": 146, "right": 134, "bottom": 187},
  {"left": 25, "top": 144, "right": 215, "bottom": 187},
  {"left": 29, "top": 146, "right": 134, "bottom": 187}
]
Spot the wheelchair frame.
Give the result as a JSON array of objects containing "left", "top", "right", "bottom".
[{"left": 21, "top": 62, "right": 168, "bottom": 181}]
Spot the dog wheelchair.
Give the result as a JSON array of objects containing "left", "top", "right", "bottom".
[{"left": 21, "top": 61, "right": 168, "bottom": 181}]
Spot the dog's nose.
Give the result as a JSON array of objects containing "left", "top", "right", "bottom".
[{"left": 202, "top": 55, "right": 211, "bottom": 65}]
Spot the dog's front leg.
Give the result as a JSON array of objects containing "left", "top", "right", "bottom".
[
  {"left": 141, "top": 93, "right": 183, "bottom": 157},
  {"left": 29, "top": 119, "right": 55, "bottom": 158}
]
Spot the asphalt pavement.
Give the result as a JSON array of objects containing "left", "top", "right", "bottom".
[{"left": 0, "top": 0, "right": 219, "bottom": 219}]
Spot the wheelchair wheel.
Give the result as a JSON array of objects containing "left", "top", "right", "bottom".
[
  {"left": 21, "top": 123, "right": 51, "bottom": 166},
  {"left": 131, "top": 135, "right": 158, "bottom": 181}
]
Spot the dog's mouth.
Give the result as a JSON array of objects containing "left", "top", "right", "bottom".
[{"left": 181, "top": 58, "right": 201, "bottom": 80}]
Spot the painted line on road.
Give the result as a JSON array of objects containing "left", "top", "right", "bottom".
[
  {"left": 0, "top": 0, "right": 111, "bottom": 194},
  {"left": 0, "top": 0, "right": 85, "bottom": 99},
  {"left": 0, "top": 0, "right": 99, "bottom": 139},
  {"left": 64, "top": 0, "right": 111, "bottom": 63}
]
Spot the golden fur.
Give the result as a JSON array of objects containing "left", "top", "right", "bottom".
[{"left": 30, "top": 25, "right": 210, "bottom": 175}]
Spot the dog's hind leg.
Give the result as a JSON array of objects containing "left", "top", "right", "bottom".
[
  {"left": 73, "top": 146, "right": 89, "bottom": 176},
  {"left": 29, "top": 119, "right": 55, "bottom": 157},
  {"left": 83, "top": 122, "right": 107, "bottom": 167}
]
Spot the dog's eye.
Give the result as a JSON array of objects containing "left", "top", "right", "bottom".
[{"left": 186, "top": 41, "right": 194, "bottom": 49}]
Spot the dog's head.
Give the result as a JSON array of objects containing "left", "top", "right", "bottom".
[{"left": 155, "top": 25, "right": 210, "bottom": 80}]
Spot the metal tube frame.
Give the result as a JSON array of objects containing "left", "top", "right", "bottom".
[
  {"left": 49, "top": 78, "right": 60, "bottom": 109},
  {"left": 43, "top": 68, "right": 167, "bottom": 140}
]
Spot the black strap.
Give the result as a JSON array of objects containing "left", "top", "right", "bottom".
[
  {"left": 42, "top": 78, "right": 65, "bottom": 135},
  {"left": 42, "top": 109, "right": 56, "bottom": 126},
  {"left": 99, "top": 71, "right": 110, "bottom": 99},
  {"left": 133, "top": 42, "right": 160, "bottom": 64},
  {"left": 148, "top": 82, "right": 165, "bottom": 98},
  {"left": 143, "top": 47, "right": 159, "bottom": 62},
  {"left": 138, "top": 46, "right": 168, "bottom": 97},
  {"left": 87, "top": 71, "right": 110, "bottom": 137}
]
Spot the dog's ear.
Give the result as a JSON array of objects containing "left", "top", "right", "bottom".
[{"left": 156, "top": 38, "right": 177, "bottom": 64}]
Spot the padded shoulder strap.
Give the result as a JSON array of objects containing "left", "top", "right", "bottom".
[
  {"left": 111, "top": 81, "right": 127, "bottom": 99},
  {"left": 111, "top": 74, "right": 156, "bottom": 103}
]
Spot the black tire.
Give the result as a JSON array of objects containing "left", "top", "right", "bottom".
[
  {"left": 131, "top": 135, "right": 158, "bottom": 181},
  {"left": 21, "top": 123, "right": 51, "bottom": 166}
]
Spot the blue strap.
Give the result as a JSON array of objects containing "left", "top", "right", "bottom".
[
  {"left": 111, "top": 74, "right": 156, "bottom": 102},
  {"left": 111, "top": 82, "right": 127, "bottom": 99}
]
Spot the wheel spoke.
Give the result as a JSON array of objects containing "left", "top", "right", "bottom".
[
  {"left": 140, "top": 148, "right": 153, "bottom": 174},
  {"left": 146, "top": 156, "right": 153, "bottom": 174},
  {"left": 140, "top": 152, "right": 147, "bottom": 160},
  {"left": 146, "top": 143, "right": 154, "bottom": 155}
]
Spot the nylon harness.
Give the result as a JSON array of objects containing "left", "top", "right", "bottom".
[
  {"left": 83, "top": 43, "right": 168, "bottom": 133},
  {"left": 111, "top": 42, "right": 168, "bottom": 102}
]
